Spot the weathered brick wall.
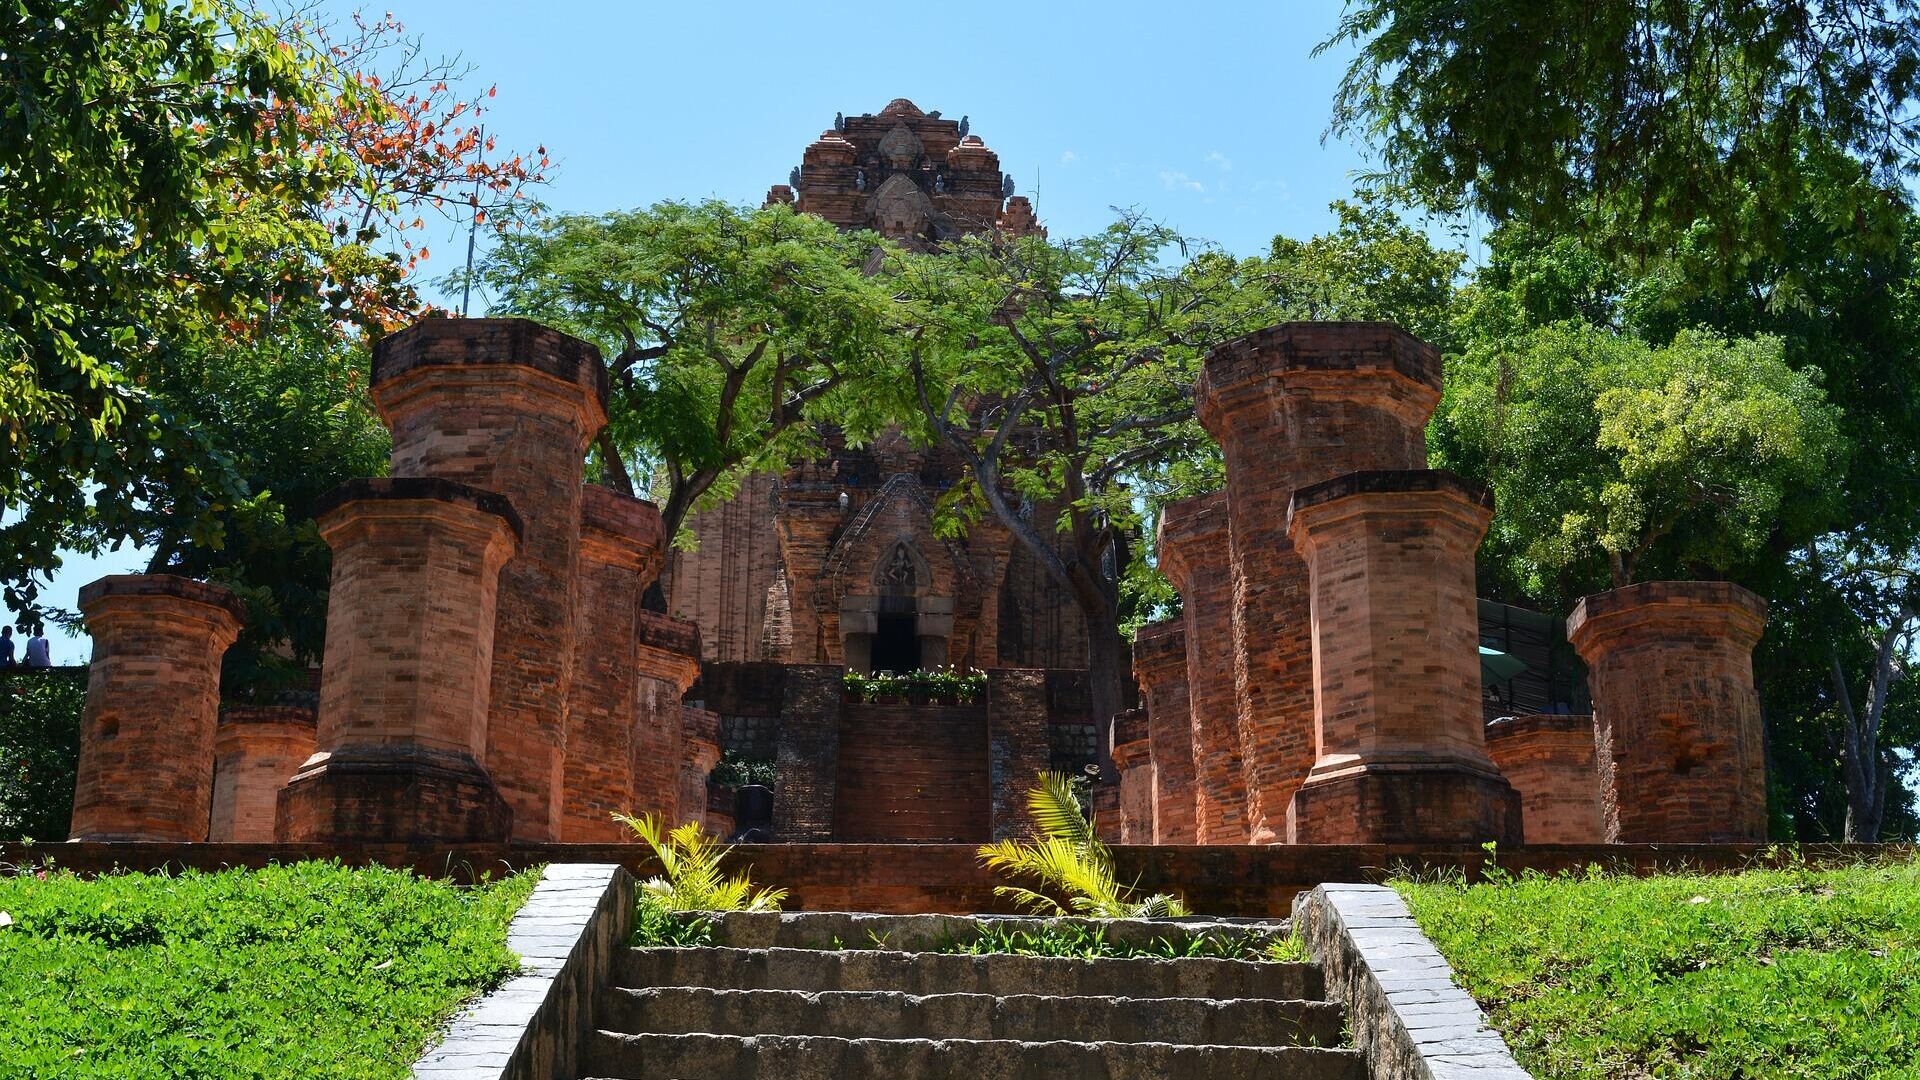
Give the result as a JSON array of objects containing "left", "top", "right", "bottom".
[
  {"left": 772, "top": 666, "right": 845, "bottom": 840},
  {"left": 561, "top": 486, "right": 665, "bottom": 842},
  {"left": 1156, "top": 492, "right": 1247, "bottom": 842},
  {"left": 1133, "top": 619, "right": 1196, "bottom": 844},
  {"left": 698, "top": 661, "right": 786, "bottom": 760},
  {"left": 371, "top": 318, "right": 607, "bottom": 843},
  {"left": 1110, "top": 708, "right": 1154, "bottom": 844},
  {"left": 209, "top": 706, "right": 315, "bottom": 843},
  {"left": 69, "top": 575, "right": 244, "bottom": 842},
  {"left": 1196, "top": 322, "right": 1442, "bottom": 845},
  {"left": 1485, "top": 714, "right": 1605, "bottom": 844},
  {"left": 680, "top": 706, "right": 724, "bottom": 833},
  {"left": 987, "top": 669, "right": 1051, "bottom": 840},
  {"left": 1568, "top": 581, "right": 1769, "bottom": 843},
  {"left": 665, "top": 474, "right": 781, "bottom": 662},
  {"left": 1284, "top": 471, "right": 1520, "bottom": 844},
  {"left": 835, "top": 703, "right": 991, "bottom": 842},
  {"left": 633, "top": 612, "right": 702, "bottom": 823},
  {"left": 278, "top": 478, "right": 519, "bottom": 843}
]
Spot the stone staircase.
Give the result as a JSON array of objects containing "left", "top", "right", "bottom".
[{"left": 579, "top": 911, "right": 1365, "bottom": 1079}]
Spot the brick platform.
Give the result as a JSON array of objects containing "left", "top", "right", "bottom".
[
  {"left": 1284, "top": 471, "right": 1520, "bottom": 845},
  {"left": 1157, "top": 492, "right": 1247, "bottom": 843},
  {"left": 373, "top": 318, "right": 608, "bottom": 842},
  {"left": 562, "top": 486, "right": 666, "bottom": 841},
  {"left": 1568, "top": 581, "right": 1769, "bottom": 843},
  {"left": 69, "top": 575, "right": 245, "bottom": 841},
  {"left": 1196, "top": 323, "right": 1442, "bottom": 845},
  {"left": 210, "top": 706, "right": 316, "bottom": 843},
  {"left": 1133, "top": 620, "right": 1196, "bottom": 843},
  {"left": 277, "top": 477, "right": 520, "bottom": 843},
  {"left": 1485, "top": 713, "right": 1606, "bottom": 844}
]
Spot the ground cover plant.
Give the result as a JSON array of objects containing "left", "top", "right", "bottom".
[
  {"left": 0, "top": 860, "right": 533, "bottom": 1079},
  {"left": 979, "top": 772, "right": 1188, "bottom": 918},
  {"left": 1398, "top": 857, "right": 1920, "bottom": 1079},
  {"left": 936, "top": 921, "right": 1305, "bottom": 962},
  {"left": 620, "top": 813, "right": 784, "bottom": 948}
]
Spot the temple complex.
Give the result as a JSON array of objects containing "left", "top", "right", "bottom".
[{"left": 62, "top": 101, "right": 1773, "bottom": 850}]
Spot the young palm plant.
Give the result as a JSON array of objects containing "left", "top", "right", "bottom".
[
  {"left": 977, "top": 772, "right": 1188, "bottom": 918},
  {"left": 614, "top": 813, "right": 787, "bottom": 911}
]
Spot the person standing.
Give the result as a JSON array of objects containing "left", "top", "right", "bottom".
[
  {"left": 0, "top": 626, "right": 14, "bottom": 668},
  {"left": 23, "top": 625, "right": 51, "bottom": 668}
]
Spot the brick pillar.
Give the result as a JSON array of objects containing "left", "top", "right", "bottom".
[
  {"left": 1092, "top": 779, "right": 1123, "bottom": 844},
  {"left": 1155, "top": 492, "right": 1247, "bottom": 842},
  {"left": 1485, "top": 714, "right": 1606, "bottom": 844},
  {"left": 1285, "top": 471, "right": 1521, "bottom": 844},
  {"left": 1196, "top": 322, "right": 1441, "bottom": 844},
  {"left": 681, "top": 706, "right": 724, "bottom": 832},
  {"left": 772, "top": 665, "right": 845, "bottom": 840},
  {"left": 371, "top": 317, "right": 608, "bottom": 842},
  {"left": 69, "top": 575, "right": 244, "bottom": 841},
  {"left": 987, "top": 668, "right": 1051, "bottom": 840},
  {"left": 277, "top": 478, "right": 520, "bottom": 843},
  {"left": 1133, "top": 619, "right": 1196, "bottom": 843},
  {"left": 1566, "top": 581, "right": 1769, "bottom": 843},
  {"left": 209, "top": 706, "right": 315, "bottom": 843},
  {"left": 632, "top": 612, "right": 702, "bottom": 822},
  {"left": 560, "top": 486, "right": 666, "bottom": 841},
  {"left": 1110, "top": 708, "right": 1154, "bottom": 843}
]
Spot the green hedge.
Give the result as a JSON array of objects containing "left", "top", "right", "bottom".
[
  {"left": 0, "top": 861, "right": 535, "bottom": 1078},
  {"left": 0, "top": 668, "right": 85, "bottom": 841}
]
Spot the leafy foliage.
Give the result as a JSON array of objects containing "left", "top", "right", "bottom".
[
  {"left": 0, "top": 669, "right": 85, "bottom": 841},
  {"left": 841, "top": 667, "right": 987, "bottom": 704},
  {"left": 615, "top": 812, "right": 786, "bottom": 912},
  {"left": 629, "top": 894, "right": 717, "bottom": 948},
  {"left": 1399, "top": 859, "right": 1920, "bottom": 1079},
  {"left": 0, "top": 862, "right": 533, "bottom": 1078},
  {"left": 709, "top": 750, "right": 777, "bottom": 790},
  {"left": 937, "top": 922, "right": 1305, "bottom": 963},
  {"left": 977, "top": 772, "right": 1187, "bottom": 919}
]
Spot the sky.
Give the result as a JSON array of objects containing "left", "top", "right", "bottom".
[{"left": 13, "top": 0, "right": 1390, "bottom": 663}]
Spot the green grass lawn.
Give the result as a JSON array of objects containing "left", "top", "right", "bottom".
[
  {"left": 0, "top": 860, "right": 535, "bottom": 1078},
  {"left": 1398, "top": 857, "right": 1920, "bottom": 1080}
]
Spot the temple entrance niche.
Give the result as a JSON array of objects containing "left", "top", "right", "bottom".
[{"left": 841, "top": 540, "right": 954, "bottom": 673}]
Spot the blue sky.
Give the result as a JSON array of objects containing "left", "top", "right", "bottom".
[{"left": 16, "top": 0, "right": 1393, "bottom": 662}]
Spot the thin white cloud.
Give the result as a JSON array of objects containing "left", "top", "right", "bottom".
[
  {"left": 1160, "top": 170, "right": 1204, "bottom": 193},
  {"left": 1059, "top": 150, "right": 1079, "bottom": 165},
  {"left": 1207, "top": 151, "right": 1233, "bottom": 171}
]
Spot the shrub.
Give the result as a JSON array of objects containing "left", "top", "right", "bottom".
[
  {"left": 615, "top": 813, "right": 786, "bottom": 912},
  {"left": 842, "top": 667, "right": 987, "bottom": 704},
  {"left": 0, "top": 668, "right": 85, "bottom": 841},
  {"left": 710, "top": 749, "right": 776, "bottom": 788},
  {"left": 977, "top": 771, "right": 1187, "bottom": 918}
]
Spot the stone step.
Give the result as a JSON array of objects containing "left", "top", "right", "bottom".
[
  {"left": 600, "top": 986, "right": 1345, "bottom": 1047},
  {"left": 692, "top": 910, "right": 1291, "bottom": 953},
  {"left": 581, "top": 1032, "right": 1366, "bottom": 1080},
  {"left": 617, "top": 947, "right": 1322, "bottom": 1000}
]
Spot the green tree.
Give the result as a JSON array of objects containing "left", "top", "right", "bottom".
[{"left": 472, "top": 201, "right": 910, "bottom": 587}]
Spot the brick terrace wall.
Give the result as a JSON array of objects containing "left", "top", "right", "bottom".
[
  {"left": 987, "top": 669, "right": 1051, "bottom": 840},
  {"left": 1196, "top": 322, "right": 1441, "bottom": 845},
  {"left": 209, "top": 706, "right": 315, "bottom": 843},
  {"left": 1569, "top": 581, "right": 1770, "bottom": 843},
  {"left": 69, "top": 576, "right": 244, "bottom": 842},
  {"left": 1157, "top": 492, "right": 1247, "bottom": 842},
  {"left": 15, "top": 842, "right": 1905, "bottom": 917},
  {"left": 1485, "top": 714, "right": 1605, "bottom": 844},
  {"left": 773, "top": 666, "right": 845, "bottom": 840},
  {"left": 372, "top": 318, "right": 608, "bottom": 843},
  {"left": 835, "top": 703, "right": 991, "bottom": 842},
  {"left": 1133, "top": 619, "right": 1196, "bottom": 844}
]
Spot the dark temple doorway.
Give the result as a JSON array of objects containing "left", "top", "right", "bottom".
[{"left": 871, "top": 612, "right": 921, "bottom": 673}]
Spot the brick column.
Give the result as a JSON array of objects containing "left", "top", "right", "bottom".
[
  {"left": 1485, "top": 714, "right": 1605, "bottom": 844},
  {"left": 1156, "top": 492, "right": 1247, "bottom": 842},
  {"left": 681, "top": 706, "right": 724, "bottom": 832},
  {"left": 209, "top": 706, "right": 315, "bottom": 843},
  {"left": 69, "top": 575, "right": 244, "bottom": 841},
  {"left": 1133, "top": 619, "right": 1196, "bottom": 843},
  {"left": 772, "top": 665, "right": 845, "bottom": 840},
  {"left": 1196, "top": 322, "right": 1441, "bottom": 844},
  {"left": 277, "top": 478, "right": 520, "bottom": 843},
  {"left": 987, "top": 668, "right": 1052, "bottom": 840},
  {"left": 1566, "top": 581, "right": 1769, "bottom": 843},
  {"left": 1110, "top": 708, "right": 1154, "bottom": 843},
  {"left": 1091, "top": 779, "right": 1123, "bottom": 844},
  {"left": 371, "top": 317, "right": 608, "bottom": 842},
  {"left": 1285, "top": 471, "right": 1521, "bottom": 844},
  {"left": 560, "top": 486, "right": 666, "bottom": 841},
  {"left": 632, "top": 612, "right": 702, "bottom": 822}
]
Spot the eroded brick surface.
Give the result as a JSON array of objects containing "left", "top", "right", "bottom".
[
  {"left": 70, "top": 575, "right": 244, "bottom": 841},
  {"left": 1485, "top": 714, "right": 1605, "bottom": 844},
  {"left": 1111, "top": 708, "right": 1155, "bottom": 844},
  {"left": 209, "top": 706, "right": 315, "bottom": 843},
  {"left": 633, "top": 612, "right": 703, "bottom": 825},
  {"left": 1134, "top": 619, "right": 1197, "bottom": 843},
  {"left": 1568, "top": 582, "right": 1769, "bottom": 843},
  {"left": 1157, "top": 492, "right": 1247, "bottom": 843}
]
